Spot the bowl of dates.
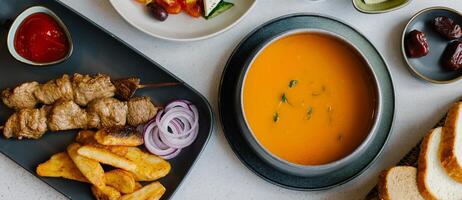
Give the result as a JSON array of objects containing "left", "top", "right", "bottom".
[{"left": 402, "top": 7, "right": 462, "bottom": 84}]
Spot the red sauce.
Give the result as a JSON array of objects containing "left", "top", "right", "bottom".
[{"left": 14, "top": 13, "right": 69, "bottom": 63}]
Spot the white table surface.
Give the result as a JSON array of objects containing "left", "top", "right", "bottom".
[{"left": 1, "top": 0, "right": 462, "bottom": 199}]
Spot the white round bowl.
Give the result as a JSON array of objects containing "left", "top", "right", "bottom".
[{"left": 7, "top": 6, "right": 73, "bottom": 66}]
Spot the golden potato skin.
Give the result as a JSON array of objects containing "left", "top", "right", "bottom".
[
  {"left": 134, "top": 182, "right": 143, "bottom": 191},
  {"left": 91, "top": 185, "right": 121, "bottom": 200},
  {"left": 37, "top": 140, "right": 171, "bottom": 199},
  {"left": 94, "top": 126, "right": 143, "bottom": 146},
  {"left": 36, "top": 152, "right": 88, "bottom": 182},
  {"left": 107, "top": 146, "right": 171, "bottom": 181},
  {"left": 77, "top": 145, "right": 137, "bottom": 172},
  {"left": 120, "top": 182, "right": 165, "bottom": 200},
  {"left": 75, "top": 130, "right": 129, "bottom": 156},
  {"left": 75, "top": 130, "right": 96, "bottom": 144},
  {"left": 104, "top": 169, "right": 136, "bottom": 194},
  {"left": 67, "top": 143, "right": 105, "bottom": 188}
]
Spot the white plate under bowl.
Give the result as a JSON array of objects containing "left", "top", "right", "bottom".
[{"left": 109, "top": 0, "right": 256, "bottom": 42}]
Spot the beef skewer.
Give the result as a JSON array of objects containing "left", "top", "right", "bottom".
[
  {"left": 1, "top": 74, "right": 114, "bottom": 110},
  {"left": 1, "top": 73, "right": 179, "bottom": 110},
  {"left": 112, "top": 77, "right": 179, "bottom": 100},
  {"left": 2, "top": 96, "right": 158, "bottom": 140}
]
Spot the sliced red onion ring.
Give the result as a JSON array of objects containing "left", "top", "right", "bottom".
[
  {"left": 144, "top": 124, "right": 177, "bottom": 155},
  {"left": 143, "top": 100, "right": 199, "bottom": 159}
]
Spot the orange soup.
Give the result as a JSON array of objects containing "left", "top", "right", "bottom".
[{"left": 242, "top": 33, "right": 377, "bottom": 165}]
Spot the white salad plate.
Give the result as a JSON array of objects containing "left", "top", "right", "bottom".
[{"left": 109, "top": 0, "right": 256, "bottom": 42}]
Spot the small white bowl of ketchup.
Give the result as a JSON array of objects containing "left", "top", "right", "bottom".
[{"left": 7, "top": 6, "right": 73, "bottom": 66}]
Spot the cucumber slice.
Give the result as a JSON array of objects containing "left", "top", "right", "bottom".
[
  {"left": 205, "top": 1, "right": 234, "bottom": 20},
  {"left": 203, "top": 0, "right": 221, "bottom": 16}
]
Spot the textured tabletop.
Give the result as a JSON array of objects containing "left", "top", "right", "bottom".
[{"left": 0, "top": 0, "right": 461, "bottom": 199}]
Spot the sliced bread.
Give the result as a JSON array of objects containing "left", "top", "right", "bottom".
[
  {"left": 441, "top": 102, "right": 462, "bottom": 182},
  {"left": 418, "top": 127, "right": 462, "bottom": 200},
  {"left": 378, "top": 166, "right": 424, "bottom": 200}
]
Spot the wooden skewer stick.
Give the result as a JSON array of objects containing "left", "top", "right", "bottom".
[
  {"left": 113, "top": 78, "right": 180, "bottom": 100},
  {"left": 137, "top": 82, "right": 179, "bottom": 89}
]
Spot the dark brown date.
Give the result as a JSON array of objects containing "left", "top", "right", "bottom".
[
  {"left": 441, "top": 41, "right": 462, "bottom": 71},
  {"left": 433, "top": 16, "right": 462, "bottom": 40},
  {"left": 405, "top": 30, "right": 429, "bottom": 58},
  {"left": 147, "top": 3, "right": 168, "bottom": 22}
]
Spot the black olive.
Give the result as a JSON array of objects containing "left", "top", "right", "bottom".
[{"left": 147, "top": 3, "right": 168, "bottom": 22}]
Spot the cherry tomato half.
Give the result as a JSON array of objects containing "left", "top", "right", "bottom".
[
  {"left": 184, "top": 0, "right": 202, "bottom": 18},
  {"left": 156, "top": 0, "right": 182, "bottom": 14}
]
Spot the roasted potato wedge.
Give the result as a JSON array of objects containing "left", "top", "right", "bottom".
[
  {"left": 95, "top": 126, "right": 143, "bottom": 146},
  {"left": 105, "top": 146, "right": 170, "bottom": 181},
  {"left": 125, "top": 147, "right": 171, "bottom": 181},
  {"left": 104, "top": 169, "right": 136, "bottom": 194},
  {"left": 36, "top": 152, "right": 88, "bottom": 182},
  {"left": 134, "top": 182, "right": 143, "bottom": 191},
  {"left": 67, "top": 143, "right": 105, "bottom": 188},
  {"left": 147, "top": 193, "right": 164, "bottom": 200},
  {"left": 103, "top": 145, "right": 130, "bottom": 156},
  {"left": 76, "top": 130, "right": 130, "bottom": 155},
  {"left": 120, "top": 182, "right": 165, "bottom": 200},
  {"left": 75, "top": 130, "right": 96, "bottom": 144},
  {"left": 77, "top": 145, "right": 137, "bottom": 172},
  {"left": 91, "top": 185, "right": 121, "bottom": 200}
]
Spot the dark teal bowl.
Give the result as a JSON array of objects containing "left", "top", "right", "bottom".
[
  {"left": 238, "top": 29, "right": 383, "bottom": 177},
  {"left": 219, "top": 13, "right": 396, "bottom": 190}
]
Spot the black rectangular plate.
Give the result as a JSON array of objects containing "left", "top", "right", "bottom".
[{"left": 0, "top": 0, "right": 214, "bottom": 199}]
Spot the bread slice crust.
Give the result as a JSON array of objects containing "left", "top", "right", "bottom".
[
  {"left": 378, "top": 169, "right": 391, "bottom": 200},
  {"left": 417, "top": 128, "right": 438, "bottom": 200},
  {"left": 378, "top": 166, "right": 423, "bottom": 200},
  {"left": 441, "top": 102, "right": 462, "bottom": 182},
  {"left": 418, "top": 127, "right": 462, "bottom": 200}
]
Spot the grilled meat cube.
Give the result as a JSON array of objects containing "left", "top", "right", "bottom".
[
  {"left": 113, "top": 78, "right": 179, "bottom": 100},
  {"left": 94, "top": 126, "right": 143, "bottom": 146},
  {"left": 4, "top": 113, "right": 19, "bottom": 138},
  {"left": 87, "top": 114, "right": 101, "bottom": 131},
  {"left": 34, "top": 74, "right": 74, "bottom": 104},
  {"left": 72, "top": 73, "right": 116, "bottom": 106},
  {"left": 113, "top": 78, "right": 140, "bottom": 101},
  {"left": 17, "top": 107, "right": 48, "bottom": 139},
  {"left": 127, "top": 96, "right": 158, "bottom": 126},
  {"left": 1, "top": 82, "right": 39, "bottom": 109},
  {"left": 48, "top": 100, "right": 88, "bottom": 131},
  {"left": 4, "top": 107, "right": 48, "bottom": 139},
  {"left": 87, "top": 97, "right": 128, "bottom": 129}
]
